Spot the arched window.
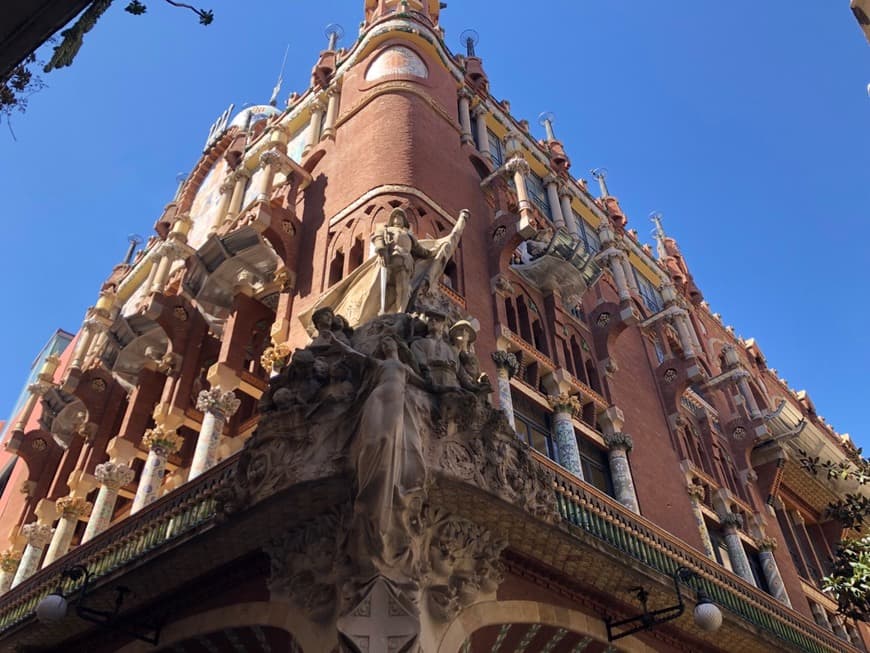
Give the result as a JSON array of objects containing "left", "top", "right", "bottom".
[
  {"left": 348, "top": 237, "right": 364, "bottom": 272},
  {"left": 516, "top": 296, "right": 532, "bottom": 343},
  {"left": 585, "top": 359, "right": 601, "bottom": 394},
  {"left": 505, "top": 297, "right": 517, "bottom": 333},
  {"left": 328, "top": 249, "right": 345, "bottom": 287}
]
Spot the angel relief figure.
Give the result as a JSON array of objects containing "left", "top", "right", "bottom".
[{"left": 300, "top": 206, "right": 468, "bottom": 329}]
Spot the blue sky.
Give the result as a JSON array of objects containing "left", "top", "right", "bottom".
[{"left": 1, "top": 1, "right": 867, "bottom": 448}]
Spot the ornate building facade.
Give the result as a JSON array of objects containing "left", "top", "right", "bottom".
[{"left": 0, "top": 1, "right": 866, "bottom": 651}]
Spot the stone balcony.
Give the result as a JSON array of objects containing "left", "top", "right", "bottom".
[{"left": 0, "top": 443, "right": 855, "bottom": 652}]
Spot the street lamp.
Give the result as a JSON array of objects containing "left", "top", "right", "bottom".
[
  {"left": 36, "top": 565, "right": 162, "bottom": 645},
  {"left": 605, "top": 566, "right": 722, "bottom": 642}
]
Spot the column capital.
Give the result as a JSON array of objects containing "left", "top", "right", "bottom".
[
  {"left": 56, "top": 496, "right": 93, "bottom": 520},
  {"left": 310, "top": 92, "right": 328, "bottom": 112},
  {"left": 687, "top": 484, "right": 706, "bottom": 501},
  {"left": 755, "top": 536, "right": 778, "bottom": 552},
  {"left": 490, "top": 350, "right": 518, "bottom": 378},
  {"left": 505, "top": 155, "right": 530, "bottom": 176},
  {"left": 94, "top": 461, "right": 135, "bottom": 490},
  {"left": 604, "top": 431, "right": 633, "bottom": 452},
  {"left": 21, "top": 523, "right": 53, "bottom": 548},
  {"left": 230, "top": 167, "right": 252, "bottom": 183},
  {"left": 142, "top": 426, "right": 183, "bottom": 456},
  {"left": 457, "top": 86, "right": 474, "bottom": 100},
  {"left": 196, "top": 387, "right": 241, "bottom": 417},
  {"left": 719, "top": 511, "right": 743, "bottom": 531},
  {"left": 547, "top": 392, "right": 581, "bottom": 415},
  {"left": 471, "top": 103, "right": 488, "bottom": 119},
  {"left": 259, "top": 148, "right": 284, "bottom": 168},
  {"left": 0, "top": 550, "right": 20, "bottom": 573}
]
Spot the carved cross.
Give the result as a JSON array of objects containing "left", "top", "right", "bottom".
[{"left": 338, "top": 576, "right": 419, "bottom": 653}]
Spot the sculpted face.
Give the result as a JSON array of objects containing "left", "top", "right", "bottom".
[{"left": 313, "top": 308, "right": 334, "bottom": 331}]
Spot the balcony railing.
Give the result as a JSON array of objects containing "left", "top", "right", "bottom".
[
  {"left": 539, "top": 450, "right": 852, "bottom": 653},
  {"left": 0, "top": 456, "right": 237, "bottom": 634},
  {"left": 0, "top": 445, "right": 855, "bottom": 653}
]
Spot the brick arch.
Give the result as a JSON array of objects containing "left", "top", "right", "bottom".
[
  {"left": 116, "top": 601, "right": 318, "bottom": 653},
  {"left": 437, "top": 599, "right": 629, "bottom": 653}
]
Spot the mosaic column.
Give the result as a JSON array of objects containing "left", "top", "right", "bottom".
[
  {"left": 11, "top": 523, "right": 53, "bottom": 588},
  {"left": 544, "top": 176, "right": 565, "bottom": 228},
  {"left": 603, "top": 432, "right": 639, "bottom": 513},
  {"left": 810, "top": 602, "right": 832, "bottom": 630},
  {"left": 0, "top": 550, "right": 21, "bottom": 593},
  {"left": 132, "top": 426, "right": 183, "bottom": 514},
  {"left": 720, "top": 512, "right": 756, "bottom": 585},
  {"left": 755, "top": 537, "right": 792, "bottom": 607},
  {"left": 190, "top": 387, "right": 241, "bottom": 480},
  {"left": 491, "top": 351, "right": 518, "bottom": 430},
  {"left": 687, "top": 485, "right": 716, "bottom": 559},
  {"left": 547, "top": 393, "right": 583, "bottom": 478},
  {"left": 42, "top": 497, "right": 93, "bottom": 568},
  {"left": 82, "top": 461, "right": 135, "bottom": 543}
]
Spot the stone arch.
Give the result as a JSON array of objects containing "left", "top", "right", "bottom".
[
  {"left": 116, "top": 601, "right": 324, "bottom": 653},
  {"left": 437, "top": 599, "right": 646, "bottom": 652}
]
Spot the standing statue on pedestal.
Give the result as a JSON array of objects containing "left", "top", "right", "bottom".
[{"left": 301, "top": 206, "right": 468, "bottom": 328}]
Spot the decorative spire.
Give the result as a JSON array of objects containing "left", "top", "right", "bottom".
[
  {"left": 325, "top": 24, "right": 344, "bottom": 51},
  {"left": 460, "top": 29, "right": 479, "bottom": 57},
  {"left": 538, "top": 111, "right": 556, "bottom": 141},
  {"left": 269, "top": 44, "right": 290, "bottom": 107},
  {"left": 591, "top": 167, "right": 609, "bottom": 198},
  {"left": 123, "top": 234, "right": 143, "bottom": 265},
  {"left": 650, "top": 211, "right": 667, "bottom": 259}
]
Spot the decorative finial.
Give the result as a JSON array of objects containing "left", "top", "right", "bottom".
[
  {"left": 459, "top": 29, "right": 479, "bottom": 57},
  {"left": 591, "top": 167, "right": 609, "bottom": 198},
  {"left": 538, "top": 111, "right": 556, "bottom": 141},
  {"left": 269, "top": 44, "right": 290, "bottom": 107},
  {"left": 173, "top": 173, "right": 187, "bottom": 201},
  {"left": 650, "top": 211, "right": 667, "bottom": 259},
  {"left": 325, "top": 23, "right": 345, "bottom": 51},
  {"left": 124, "top": 234, "right": 143, "bottom": 265}
]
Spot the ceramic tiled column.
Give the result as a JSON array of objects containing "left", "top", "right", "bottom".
[
  {"left": 755, "top": 537, "right": 791, "bottom": 607},
  {"left": 42, "top": 496, "right": 93, "bottom": 568},
  {"left": 82, "top": 461, "right": 135, "bottom": 542},
  {"left": 603, "top": 432, "right": 639, "bottom": 513},
  {"left": 720, "top": 512, "right": 756, "bottom": 585},
  {"left": 12, "top": 522, "right": 53, "bottom": 588},
  {"left": 686, "top": 485, "right": 716, "bottom": 559},
  {"left": 490, "top": 351, "right": 518, "bottom": 430},
  {"left": 132, "top": 426, "right": 183, "bottom": 514},
  {"left": 547, "top": 393, "right": 583, "bottom": 478},
  {"left": 190, "top": 387, "right": 241, "bottom": 480}
]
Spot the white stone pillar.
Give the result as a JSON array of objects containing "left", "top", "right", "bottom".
[
  {"left": 0, "top": 550, "right": 21, "bottom": 593},
  {"left": 472, "top": 104, "right": 490, "bottom": 159},
  {"left": 506, "top": 156, "right": 535, "bottom": 238},
  {"left": 672, "top": 313, "right": 697, "bottom": 358},
  {"left": 322, "top": 84, "right": 341, "bottom": 140},
  {"left": 737, "top": 375, "right": 761, "bottom": 418},
  {"left": 82, "top": 462, "right": 135, "bottom": 543},
  {"left": 491, "top": 351, "right": 518, "bottom": 430},
  {"left": 720, "top": 513, "right": 756, "bottom": 585},
  {"left": 687, "top": 485, "right": 716, "bottom": 559},
  {"left": 303, "top": 94, "right": 328, "bottom": 156},
  {"left": 69, "top": 322, "right": 97, "bottom": 370},
  {"left": 756, "top": 537, "right": 792, "bottom": 607},
  {"left": 42, "top": 497, "right": 93, "bottom": 568},
  {"left": 458, "top": 89, "right": 473, "bottom": 144},
  {"left": 131, "top": 427, "right": 183, "bottom": 514},
  {"left": 545, "top": 176, "right": 565, "bottom": 228},
  {"left": 11, "top": 523, "right": 53, "bottom": 588},
  {"left": 621, "top": 255, "right": 638, "bottom": 293},
  {"left": 810, "top": 602, "right": 833, "bottom": 630},
  {"left": 257, "top": 149, "right": 282, "bottom": 201},
  {"left": 208, "top": 179, "right": 235, "bottom": 237},
  {"left": 190, "top": 387, "right": 241, "bottom": 480},
  {"left": 603, "top": 433, "right": 639, "bottom": 513},
  {"left": 559, "top": 190, "right": 579, "bottom": 238},
  {"left": 607, "top": 253, "right": 632, "bottom": 302},
  {"left": 547, "top": 394, "right": 583, "bottom": 478},
  {"left": 226, "top": 167, "right": 252, "bottom": 220}
]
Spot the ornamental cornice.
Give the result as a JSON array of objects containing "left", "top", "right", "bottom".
[
  {"left": 21, "top": 523, "right": 53, "bottom": 548},
  {"left": 94, "top": 461, "right": 135, "bottom": 490},
  {"left": 56, "top": 496, "right": 93, "bottom": 519},
  {"left": 196, "top": 387, "right": 242, "bottom": 417}
]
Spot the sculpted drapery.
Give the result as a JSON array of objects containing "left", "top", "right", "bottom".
[{"left": 300, "top": 207, "right": 468, "bottom": 329}]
